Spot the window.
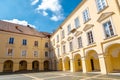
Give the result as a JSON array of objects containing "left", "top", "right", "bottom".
[
  {"left": 103, "top": 21, "right": 114, "bottom": 38},
  {"left": 52, "top": 39, "right": 55, "bottom": 46},
  {"left": 7, "top": 48, "right": 13, "bottom": 56},
  {"left": 22, "top": 39, "right": 27, "bottom": 45},
  {"left": 78, "top": 37, "right": 82, "bottom": 48},
  {"left": 45, "top": 51, "right": 48, "bottom": 57},
  {"left": 63, "top": 45, "right": 66, "bottom": 53},
  {"left": 21, "top": 50, "right": 26, "bottom": 56},
  {"left": 57, "top": 48, "right": 60, "bottom": 57},
  {"left": 83, "top": 9, "right": 90, "bottom": 23},
  {"left": 87, "top": 31, "right": 94, "bottom": 44},
  {"left": 9, "top": 37, "right": 14, "bottom": 44},
  {"left": 69, "top": 41, "right": 73, "bottom": 51},
  {"left": 45, "top": 42, "right": 49, "bottom": 48},
  {"left": 62, "top": 30, "right": 65, "bottom": 39},
  {"left": 75, "top": 17, "right": 80, "bottom": 28},
  {"left": 34, "top": 41, "right": 38, "bottom": 47},
  {"left": 96, "top": 0, "right": 107, "bottom": 11},
  {"left": 67, "top": 24, "right": 71, "bottom": 34},
  {"left": 57, "top": 34, "right": 59, "bottom": 42},
  {"left": 34, "top": 51, "right": 38, "bottom": 57}
]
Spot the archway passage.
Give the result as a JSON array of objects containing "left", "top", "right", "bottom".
[
  {"left": 44, "top": 60, "right": 49, "bottom": 71},
  {"left": 105, "top": 44, "right": 120, "bottom": 73},
  {"left": 64, "top": 57, "right": 70, "bottom": 71},
  {"left": 74, "top": 54, "right": 82, "bottom": 72},
  {"left": 86, "top": 50, "right": 100, "bottom": 72},
  {"left": 58, "top": 59, "right": 63, "bottom": 71},
  {"left": 3, "top": 60, "right": 13, "bottom": 72},
  {"left": 32, "top": 61, "right": 39, "bottom": 71},
  {"left": 19, "top": 61, "right": 27, "bottom": 71}
]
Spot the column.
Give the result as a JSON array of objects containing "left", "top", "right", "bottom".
[
  {"left": 81, "top": 57, "right": 87, "bottom": 73},
  {"left": 13, "top": 62, "right": 19, "bottom": 72},
  {"left": 62, "top": 59, "right": 66, "bottom": 71},
  {"left": 27, "top": 62, "right": 32, "bottom": 70},
  {"left": 0, "top": 63, "right": 3, "bottom": 72},
  {"left": 39, "top": 61, "right": 44, "bottom": 71},
  {"left": 98, "top": 54, "right": 107, "bottom": 74},
  {"left": 70, "top": 58, "right": 75, "bottom": 72}
]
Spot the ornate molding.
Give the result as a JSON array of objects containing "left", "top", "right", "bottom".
[
  {"left": 74, "top": 31, "right": 83, "bottom": 37},
  {"left": 83, "top": 24, "right": 94, "bottom": 31},
  {"left": 97, "top": 12, "right": 115, "bottom": 22},
  {"left": 67, "top": 36, "right": 74, "bottom": 41}
]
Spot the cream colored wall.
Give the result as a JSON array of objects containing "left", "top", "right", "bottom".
[
  {"left": 51, "top": 0, "right": 120, "bottom": 74},
  {"left": 0, "top": 31, "right": 50, "bottom": 72}
]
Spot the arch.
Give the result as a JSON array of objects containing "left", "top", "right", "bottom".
[
  {"left": 58, "top": 58, "right": 63, "bottom": 71},
  {"left": 32, "top": 61, "right": 39, "bottom": 71},
  {"left": 19, "top": 60, "right": 27, "bottom": 71},
  {"left": 44, "top": 60, "right": 49, "bottom": 71},
  {"left": 86, "top": 50, "right": 100, "bottom": 72},
  {"left": 105, "top": 43, "right": 120, "bottom": 73},
  {"left": 74, "top": 54, "right": 82, "bottom": 72},
  {"left": 3, "top": 60, "right": 13, "bottom": 72},
  {"left": 64, "top": 56, "right": 70, "bottom": 71}
]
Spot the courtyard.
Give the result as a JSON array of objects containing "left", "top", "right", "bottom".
[{"left": 0, "top": 71, "right": 120, "bottom": 80}]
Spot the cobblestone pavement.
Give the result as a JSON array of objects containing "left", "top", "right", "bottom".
[{"left": 0, "top": 71, "right": 120, "bottom": 80}]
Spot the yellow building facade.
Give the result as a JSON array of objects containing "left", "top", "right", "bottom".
[
  {"left": 51, "top": 0, "right": 120, "bottom": 74},
  {"left": 0, "top": 21, "right": 56, "bottom": 72}
]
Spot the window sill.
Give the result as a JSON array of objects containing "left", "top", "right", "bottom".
[
  {"left": 97, "top": 6, "right": 109, "bottom": 14},
  {"left": 84, "top": 18, "right": 91, "bottom": 24},
  {"left": 87, "top": 42, "right": 96, "bottom": 46},
  {"left": 104, "top": 34, "right": 118, "bottom": 40}
]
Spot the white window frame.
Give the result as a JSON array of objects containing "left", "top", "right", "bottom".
[
  {"left": 75, "top": 17, "right": 80, "bottom": 28},
  {"left": 82, "top": 8, "right": 90, "bottom": 23},
  {"left": 7, "top": 48, "right": 13, "bottom": 56},
  {"left": 21, "top": 50, "right": 27, "bottom": 57},
  {"left": 67, "top": 24, "right": 71, "bottom": 34},
  {"left": 77, "top": 36, "right": 83, "bottom": 48},
  {"left": 96, "top": 0, "right": 107, "bottom": 11},
  {"left": 57, "top": 34, "right": 59, "bottom": 42},
  {"left": 62, "top": 45, "right": 66, "bottom": 53},
  {"left": 87, "top": 30, "right": 94, "bottom": 45},
  {"left": 62, "top": 30, "right": 65, "bottom": 39},
  {"left": 69, "top": 41, "right": 73, "bottom": 51},
  {"left": 34, "top": 51, "right": 38, "bottom": 57}
]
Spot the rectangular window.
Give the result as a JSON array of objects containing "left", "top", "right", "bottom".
[
  {"left": 21, "top": 50, "right": 26, "bottom": 56},
  {"left": 7, "top": 48, "right": 13, "bottom": 56},
  {"left": 45, "top": 42, "right": 49, "bottom": 48},
  {"left": 67, "top": 24, "right": 71, "bottom": 34},
  {"left": 78, "top": 37, "right": 82, "bottom": 48},
  {"left": 22, "top": 39, "right": 27, "bottom": 45},
  {"left": 87, "top": 31, "right": 94, "bottom": 44},
  {"left": 83, "top": 9, "right": 90, "bottom": 23},
  {"left": 57, "top": 34, "right": 59, "bottom": 42},
  {"left": 34, "top": 41, "right": 38, "bottom": 47},
  {"left": 62, "top": 30, "right": 65, "bottom": 39},
  {"left": 63, "top": 45, "right": 66, "bottom": 53},
  {"left": 96, "top": 0, "right": 107, "bottom": 11},
  {"left": 34, "top": 51, "right": 38, "bottom": 57},
  {"left": 103, "top": 21, "right": 114, "bottom": 38},
  {"left": 75, "top": 17, "right": 80, "bottom": 28},
  {"left": 45, "top": 51, "right": 48, "bottom": 57},
  {"left": 9, "top": 37, "right": 14, "bottom": 44},
  {"left": 69, "top": 41, "right": 73, "bottom": 51}
]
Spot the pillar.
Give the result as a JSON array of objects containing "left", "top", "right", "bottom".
[
  {"left": 81, "top": 57, "right": 87, "bottom": 73},
  {"left": 39, "top": 61, "right": 44, "bottom": 71},
  {"left": 70, "top": 58, "right": 75, "bottom": 72},
  {"left": 27, "top": 62, "right": 32, "bottom": 70},
  {"left": 13, "top": 62, "right": 19, "bottom": 72},
  {"left": 98, "top": 54, "right": 107, "bottom": 74},
  {"left": 0, "top": 63, "right": 3, "bottom": 72}
]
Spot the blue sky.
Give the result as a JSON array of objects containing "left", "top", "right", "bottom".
[{"left": 0, "top": 0, "right": 82, "bottom": 33}]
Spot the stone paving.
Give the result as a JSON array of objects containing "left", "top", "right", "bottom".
[{"left": 0, "top": 71, "right": 120, "bottom": 80}]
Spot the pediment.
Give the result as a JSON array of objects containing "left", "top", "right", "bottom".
[
  {"left": 74, "top": 31, "right": 83, "bottom": 37},
  {"left": 61, "top": 41, "right": 66, "bottom": 44},
  {"left": 83, "top": 24, "right": 94, "bottom": 31},
  {"left": 67, "top": 36, "right": 73, "bottom": 41},
  {"left": 97, "top": 12, "right": 114, "bottom": 22}
]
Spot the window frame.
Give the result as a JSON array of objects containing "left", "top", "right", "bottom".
[
  {"left": 75, "top": 17, "right": 80, "bottom": 28},
  {"left": 21, "top": 50, "right": 27, "bottom": 57},
  {"left": 77, "top": 36, "right": 83, "bottom": 48},
  {"left": 87, "top": 31, "right": 94, "bottom": 45},
  {"left": 9, "top": 37, "right": 14, "bottom": 44},
  {"left": 7, "top": 48, "right": 13, "bottom": 56},
  {"left": 22, "top": 39, "right": 27, "bottom": 46}
]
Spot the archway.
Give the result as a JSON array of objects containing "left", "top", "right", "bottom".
[
  {"left": 105, "top": 44, "right": 120, "bottom": 73},
  {"left": 74, "top": 54, "right": 82, "bottom": 72},
  {"left": 3, "top": 60, "right": 13, "bottom": 72},
  {"left": 19, "top": 60, "right": 27, "bottom": 71},
  {"left": 64, "top": 57, "right": 70, "bottom": 71},
  {"left": 32, "top": 61, "right": 39, "bottom": 71},
  {"left": 86, "top": 50, "right": 100, "bottom": 72},
  {"left": 58, "top": 59, "right": 63, "bottom": 71},
  {"left": 44, "top": 60, "right": 49, "bottom": 71}
]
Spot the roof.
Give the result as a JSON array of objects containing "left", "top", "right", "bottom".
[{"left": 0, "top": 20, "right": 51, "bottom": 38}]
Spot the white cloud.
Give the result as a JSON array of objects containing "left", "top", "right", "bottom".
[
  {"left": 3, "top": 19, "right": 36, "bottom": 28},
  {"left": 36, "top": 0, "right": 64, "bottom": 21},
  {"left": 31, "top": 0, "right": 39, "bottom": 5}
]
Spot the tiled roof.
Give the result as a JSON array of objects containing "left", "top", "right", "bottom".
[{"left": 0, "top": 20, "right": 51, "bottom": 38}]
